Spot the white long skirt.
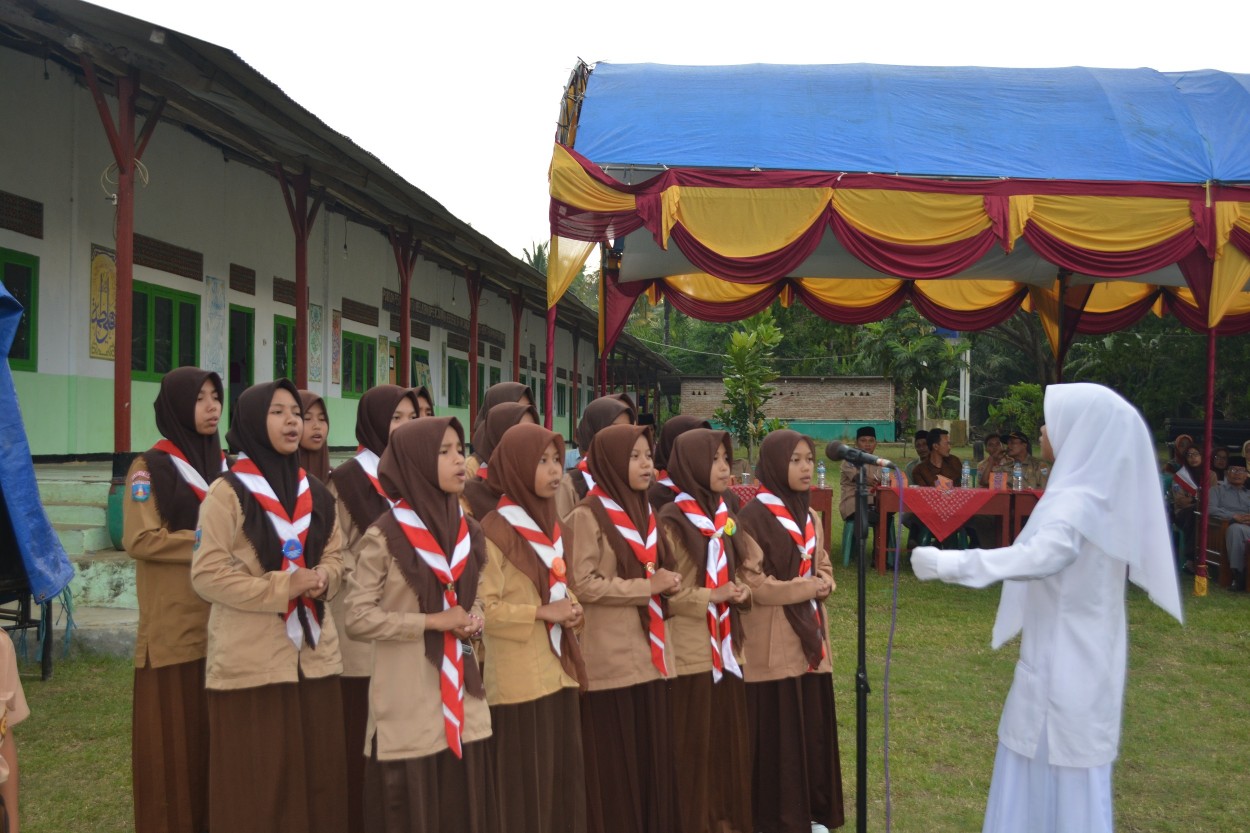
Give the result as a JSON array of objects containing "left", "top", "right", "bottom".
[{"left": 982, "top": 725, "right": 1114, "bottom": 833}]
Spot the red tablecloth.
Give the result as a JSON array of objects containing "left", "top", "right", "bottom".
[
  {"left": 729, "top": 484, "right": 758, "bottom": 506},
  {"left": 893, "top": 486, "right": 1001, "bottom": 542}
]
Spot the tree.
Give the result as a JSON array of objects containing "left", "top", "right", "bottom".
[
  {"left": 852, "top": 306, "right": 966, "bottom": 426},
  {"left": 987, "top": 382, "right": 1045, "bottom": 439},
  {"left": 712, "top": 311, "right": 783, "bottom": 464}
]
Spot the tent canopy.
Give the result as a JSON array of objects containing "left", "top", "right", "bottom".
[{"left": 547, "top": 62, "right": 1250, "bottom": 352}]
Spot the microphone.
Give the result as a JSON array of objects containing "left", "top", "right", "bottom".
[{"left": 826, "top": 441, "right": 896, "bottom": 469}]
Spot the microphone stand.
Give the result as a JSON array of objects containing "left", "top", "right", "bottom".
[{"left": 851, "top": 461, "right": 871, "bottom": 833}]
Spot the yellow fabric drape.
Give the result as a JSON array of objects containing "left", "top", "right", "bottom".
[
  {"left": 1082, "top": 281, "right": 1158, "bottom": 314},
  {"left": 796, "top": 278, "right": 903, "bottom": 309},
  {"left": 661, "top": 186, "right": 833, "bottom": 256},
  {"left": 912, "top": 279, "right": 1022, "bottom": 310},
  {"left": 1024, "top": 196, "right": 1193, "bottom": 252},
  {"left": 549, "top": 144, "right": 637, "bottom": 214},
  {"left": 1028, "top": 284, "right": 1062, "bottom": 357},
  {"left": 663, "top": 274, "right": 776, "bottom": 303},
  {"left": 548, "top": 235, "right": 598, "bottom": 308},
  {"left": 1209, "top": 202, "right": 1250, "bottom": 326},
  {"left": 833, "top": 190, "right": 991, "bottom": 245}
]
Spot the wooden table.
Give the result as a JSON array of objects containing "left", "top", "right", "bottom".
[{"left": 873, "top": 488, "right": 1037, "bottom": 575}]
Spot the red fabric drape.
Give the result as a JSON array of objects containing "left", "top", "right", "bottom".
[
  {"left": 908, "top": 286, "right": 1027, "bottom": 330},
  {"left": 662, "top": 280, "right": 783, "bottom": 321},
  {"left": 668, "top": 220, "right": 827, "bottom": 284},
  {"left": 829, "top": 214, "right": 1001, "bottom": 279},
  {"left": 1022, "top": 224, "right": 1199, "bottom": 278},
  {"left": 792, "top": 282, "right": 909, "bottom": 325}
]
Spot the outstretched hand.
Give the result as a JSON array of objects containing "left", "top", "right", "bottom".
[{"left": 910, "top": 546, "right": 943, "bottom": 581}]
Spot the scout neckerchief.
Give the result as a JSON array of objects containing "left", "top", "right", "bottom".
[
  {"left": 496, "top": 495, "right": 568, "bottom": 657},
  {"left": 476, "top": 461, "right": 489, "bottom": 479},
  {"left": 232, "top": 453, "right": 319, "bottom": 650},
  {"left": 392, "top": 498, "right": 472, "bottom": 758},
  {"left": 588, "top": 485, "right": 668, "bottom": 676},
  {"left": 1174, "top": 466, "right": 1199, "bottom": 497},
  {"left": 354, "top": 446, "right": 395, "bottom": 506},
  {"left": 153, "top": 438, "right": 227, "bottom": 501},
  {"left": 754, "top": 485, "right": 825, "bottom": 668},
  {"left": 654, "top": 469, "right": 680, "bottom": 495},
  {"left": 576, "top": 458, "right": 596, "bottom": 491},
  {"left": 672, "top": 490, "right": 741, "bottom": 682}
]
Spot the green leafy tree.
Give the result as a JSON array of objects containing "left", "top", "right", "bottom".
[
  {"left": 852, "top": 307, "right": 966, "bottom": 426},
  {"left": 987, "top": 382, "right": 1045, "bottom": 439},
  {"left": 712, "top": 312, "right": 783, "bottom": 464}
]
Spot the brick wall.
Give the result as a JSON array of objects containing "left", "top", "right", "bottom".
[{"left": 680, "top": 376, "right": 894, "bottom": 423}]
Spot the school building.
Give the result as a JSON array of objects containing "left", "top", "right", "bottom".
[{"left": 0, "top": 0, "right": 669, "bottom": 463}]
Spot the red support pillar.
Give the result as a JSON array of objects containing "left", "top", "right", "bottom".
[
  {"left": 388, "top": 230, "right": 420, "bottom": 387},
  {"left": 466, "top": 269, "right": 484, "bottom": 426},
  {"left": 510, "top": 292, "right": 524, "bottom": 383},
  {"left": 276, "top": 166, "right": 322, "bottom": 388},
  {"left": 544, "top": 305, "right": 557, "bottom": 430},
  {"left": 1196, "top": 327, "right": 1217, "bottom": 593}
]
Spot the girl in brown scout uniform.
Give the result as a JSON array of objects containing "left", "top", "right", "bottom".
[
  {"left": 124, "top": 367, "right": 226, "bottom": 833},
  {"left": 327, "top": 384, "right": 421, "bottom": 831},
  {"left": 647, "top": 414, "right": 711, "bottom": 512},
  {"left": 736, "top": 430, "right": 844, "bottom": 833},
  {"left": 463, "top": 401, "right": 539, "bottom": 519},
  {"left": 191, "top": 380, "right": 348, "bottom": 833},
  {"left": 297, "top": 390, "right": 331, "bottom": 483},
  {"left": 656, "top": 428, "right": 764, "bottom": 833},
  {"left": 466, "top": 381, "right": 533, "bottom": 472},
  {"left": 479, "top": 422, "right": 588, "bottom": 833},
  {"left": 556, "top": 394, "right": 637, "bottom": 519},
  {"left": 343, "top": 416, "right": 496, "bottom": 833},
  {"left": 565, "top": 423, "right": 682, "bottom": 833}
]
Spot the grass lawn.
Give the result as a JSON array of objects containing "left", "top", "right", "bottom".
[{"left": 13, "top": 504, "right": 1250, "bottom": 831}]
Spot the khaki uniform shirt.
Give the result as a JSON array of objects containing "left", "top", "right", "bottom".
[
  {"left": 123, "top": 454, "right": 211, "bottom": 668},
  {"left": 343, "top": 526, "right": 491, "bottom": 761},
  {"left": 328, "top": 479, "right": 374, "bottom": 678},
  {"left": 984, "top": 455, "right": 1049, "bottom": 490},
  {"left": 191, "top": 478, "right": 345, "bottom": 691},
  {"left": 839, "top": 459, "right": 885, "bottom": 520}
]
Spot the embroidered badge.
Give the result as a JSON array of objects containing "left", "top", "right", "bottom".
[
  {"left": 282, "top": 539, "right": 303, "bottom": 561},
  {"left": 194, "top": 528, "right": 202, "bottom": 551},
  {"left": 131, "top": 480, "right": 151, "bottom": 502}
]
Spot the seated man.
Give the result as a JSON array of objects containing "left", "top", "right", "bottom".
[
  {"left": 912, "top": 428, "right": 961, "bottom": 487},
  {"left": 976, "top": 433, "right": 1006, "bottom": 486},
  {"left": 839, "top": 425, "right": 887, "bottom": 523},
  {"left": 903, "top": 430, "right": 928, "bottom": 481},
  {"left": 985, "top": 430, "right": 1049, "bottom": 489},
  {"left": 1208, "top": 455, "right": 1250, "bottom": 592}
]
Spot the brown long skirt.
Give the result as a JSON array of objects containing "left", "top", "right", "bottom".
[
  {"left": 746, "top": 673, "right": 845, "bottom": 833},
  {"left": 206, "top": 675, "right": 349, "bottom": 833},
  {"left": 133, "top": 658, "right": 209, "bottom": 833},
  {"left": 341, "top": 674, "right": 370, "bottom": 833},
  {"left": 491, "top": 687, "right": 587, "bottom": 833},
  {"left": 670, "top": 673, "right": 753, "bottom": 833},
  {"left": 362, "top": 736, "right": 497, "bottom": 833},
  {"left": 580, "top": 681, "right": 679, "bottom": 833}
]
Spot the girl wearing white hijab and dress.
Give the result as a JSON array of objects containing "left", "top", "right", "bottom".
[{"left": 912, "top": 383, "right": 1183, "bottom": 833}]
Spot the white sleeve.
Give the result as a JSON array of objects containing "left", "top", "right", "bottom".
[{"left": 932, "top": 522, "right": 1084, "bottom": 589}]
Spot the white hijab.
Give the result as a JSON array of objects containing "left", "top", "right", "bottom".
[{"left": 992, "top": 383, "right": 1183, "bottom": 647}]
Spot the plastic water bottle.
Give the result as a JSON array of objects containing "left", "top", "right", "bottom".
[
  {"left": 1012, "top": 461, "right": 1024, "bottom": 491},
  {"left": 961, "top": 460, "right": 972, "bottom": 488},
  {"left": 817, "top": 460, "right": 827, "bottom": 488}
]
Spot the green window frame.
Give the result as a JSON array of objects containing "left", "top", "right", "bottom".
[
  {"left": 132, "top": 280, "right": 199, "bottom": 382},
  {"left": 447, "top": 355, "right": 470, "bottom": 409},
  {"left": 556, "top": 383, "right": 568, "bottom": 418},
  {"left": 342, "top": 330, "right": 377, "bottom": 399},
  {"left": 0, "top": 248, "right": 38, "bottom": 372},
  {"left": 273, "top": 315, "right": 296, "bottom": 381},
  {"left": 489, "top": 365, "right": 501, "bottom": 386}
]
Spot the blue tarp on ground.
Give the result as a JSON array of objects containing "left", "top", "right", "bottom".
[
  {"left": 0, "top": 283, "right": 73, "bottom": 603},
  {"left": 574, "top": 63, "right": 1250, "bottom": 183}
]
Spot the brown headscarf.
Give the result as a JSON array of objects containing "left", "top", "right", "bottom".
[
  {"left": 472, "top": 381, "right": 534, "bottom": 432},
  {"left": 736, "top": 430, "right": 825, "bottom": 666},
  {"left": 656, "top": 428, "right": 743, "bottom": 647},
  {"left": 648, "top": 414, "right": 712, "bottom": 511},
  {"left": 576, "top": 394, "right": 637, "bottom": 453},
  {"left": 297, "top": 390, "right": 331, "bottom": 484},
  {"left": 464, "top": 402, "right": 540, "bottom": 518},
  {"left": 147, "top": 367, "right": 225, "bottom": 531},
  {"left": 332, "top": 385, "right": 420, "bottom": 536},
  {"left": 373, "top": 417, "right": 485, "bottom": 698},
  {"left": 411, "top": 385, "right": 435, "bottom": 416},
  {"left": 479, "top": 423, "right": 587, "bottom": 688},
  {"left": 222, "top": 381, "right": 335, "bottom": 638},
  {"left": 583, "top": 424, "right": 674, "bottom": 633}
]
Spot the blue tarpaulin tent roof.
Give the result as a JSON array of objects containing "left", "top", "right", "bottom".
[
  {"left": 0, "top": 283, "right": 73, "bottom": 603},
  {"left": 573, "top": 63, "right": 1250, "bottom": 183}
]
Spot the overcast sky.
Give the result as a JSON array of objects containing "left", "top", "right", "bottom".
[{"left": 93, "top": 0, "right": 1248, "bottom": 260}]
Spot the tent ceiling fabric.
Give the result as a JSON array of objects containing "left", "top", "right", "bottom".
[{"left": 548, "top": 62, "right": 1250, "bottom": 348}]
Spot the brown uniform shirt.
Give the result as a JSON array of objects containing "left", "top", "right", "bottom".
[{"left": 911, "top": 454, "right": 963, "bottom": 487}]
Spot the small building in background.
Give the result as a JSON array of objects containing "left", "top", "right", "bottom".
[{"left": 678, "top": 376, "right": 896, "bottom": 442}]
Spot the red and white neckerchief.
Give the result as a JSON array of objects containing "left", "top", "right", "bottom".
[
  {"left": 353, "top": 447, "right": 396, "bottom": 508},
  {"left": 672, "top": 491, "right": 742, "bottom": 682},
  {"left": 392, "top": 498, "right": 472, "bottom": 758},
  {"left": 476, "top": 462, "right": 489, "bottom": 479},
  {"left": 654, "top": 469, "right": 680, "bottom": 495},
  {"left": 576, "top": 458, "right": 596, "bottom": 491},
  {"left": 1174, "top": 468, "right": 1199, "bottom": 497},
  {"left": 754, "top": 486, "right": 825, "bottom": 668},
  {"left": 154, "top": 439, "right": 227, "bottom": 501},
  {"left": 495, "top": 495, "right": 568, "bottom": 657},
  {"left": 232, "top": 453, "right": 319, "bottom": 650},
  {"left": 588, "top": 485, "right": 668, "bottom": 676}
]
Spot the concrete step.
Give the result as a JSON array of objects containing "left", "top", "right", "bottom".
[
  {"left": 37, "top": 478, "right": 111, "bottom": 506},
  {"left": 44, "top": 502, "right": 107, "bottom": 526},
  {"left": 56, "top": 524, "right": 114, "bottom": 557},
  {"left": 69, "top": 550, "right": 136, "bottom": 609}
]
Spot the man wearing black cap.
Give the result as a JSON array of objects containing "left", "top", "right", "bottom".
[
  {"left": 839, "top": 426, "right": 887, "bottom": 522},
  {"left": 1208, "top": 455, "right": 1250, "bottom": 591},
  {"left": 988, "top": 430, "right": 1049, "bottom": 490}
]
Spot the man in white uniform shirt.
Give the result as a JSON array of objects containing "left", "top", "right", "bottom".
[{"left": 913, "top": 383, "right": 1183, "bottom": 833}]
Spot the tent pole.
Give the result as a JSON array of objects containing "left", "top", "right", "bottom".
[
  {"left": 1196, "top": 328, "right": 1216, "bottom": 595},
  {"left": 545, "top": 305, "right": 557, "bottom": 429}
]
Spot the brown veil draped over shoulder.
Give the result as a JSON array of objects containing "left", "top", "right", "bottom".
[
  {"left": 331, "top": 385, "right": 419, "bottom": 535},
  {"left": 297, "top": 390, "right": 331, "bottom": 484},
  {"left": 464, "top": 402, "right": 540, "bottom": 518},
  {"left": 736, "top": 429, "right": 825, "bottom": 667},
  {"left": 147, "top": 367, "right": 225, "bottom": 531},
  {"left": 373, "top": 416, "right": 485, "bottom": 698},
  {"left": 480, "top": 422, "right": 587, "bottom": 688},
  {"left": 648, "top": 414, "right": 711, "bottom": 511}
]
